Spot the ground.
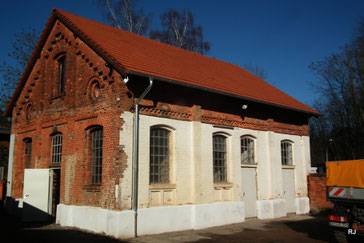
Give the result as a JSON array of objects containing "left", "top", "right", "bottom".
[{"left": 0, "top": 205, "right": 362, "bottom": 243}]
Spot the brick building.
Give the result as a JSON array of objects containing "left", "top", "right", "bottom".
[{"left": 5, "top": 9, "right": 318, "bottom": 238}]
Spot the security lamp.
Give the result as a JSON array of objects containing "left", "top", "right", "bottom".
[
  {"left": 242, "top": 104, "right": 248, "bottom": 110},
  {"left": 123, "top": 76, "right": 129, "bottom": 84}
]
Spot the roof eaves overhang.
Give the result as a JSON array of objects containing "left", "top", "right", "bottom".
[{"left": 127, "top": 70, "right": 320, "bottom": 117}]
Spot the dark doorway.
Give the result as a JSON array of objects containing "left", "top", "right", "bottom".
[{"left": 51, "top": 168, "right": 61, "bottom": 220}]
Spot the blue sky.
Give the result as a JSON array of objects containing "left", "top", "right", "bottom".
[{"left": 1, "top": 0, "right": 363, "bottom": 107}]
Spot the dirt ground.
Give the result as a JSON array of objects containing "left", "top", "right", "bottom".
[{"left": 0, "top": 205, "right": 362, "bottom": 243}]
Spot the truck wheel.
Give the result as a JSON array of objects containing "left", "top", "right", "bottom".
[{"left": 333, "top": 230, "right": 348, "bottom": 243}]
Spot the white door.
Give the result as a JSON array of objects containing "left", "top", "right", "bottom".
[
  {"left": 241, "top": 167, "right": 257, "bottom": 218},
  {"left": 282, "top": 169, "right": 295, "bottom": 213},
  {"left": 23, "top": 169, "right": 51, "bottom": 222}
]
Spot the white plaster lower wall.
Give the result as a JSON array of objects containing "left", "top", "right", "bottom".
[
  {"left": 56, "top": 204, "right": 135, "bottom": 239},
  {"left": 57, "top": 201, "right": 244, "bottom": 238},
  {"left": 6, "top": 134, "right": 15, "bottom": 197},
  {"left": 296, "top": 197, "right": 310, "bottom": 214},
  {"left": 193, "top": 201, "right": 245, "bottom": 230},
  {"left": 137, "top": 205, "right": 193, "bottom": 235},
  {"left": 257, "top": 199, "right": 287, "bottom": 219}
]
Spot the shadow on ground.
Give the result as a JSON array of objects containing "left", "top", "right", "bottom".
[
  {"left": 193, "top": 215, "right": 331, "bottom": 243},
  {"left": 284, "top": 213, "right": 364, "bottom": 243},
  {"left": 283, "top": 214, "right": 330, "bottom": 242},
  {"left": 0, "top": 205, "right": 128, "bottom": 243}
]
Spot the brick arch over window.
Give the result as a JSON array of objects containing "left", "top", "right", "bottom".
[
  {"left": 212, "top": 132, "right": 229, "bottom": 183},
  {"left": 149, "top": 126, "right": 173, "bottom": 184},
  {"left": 53, "top": 51, "right": 67, "bottom": 60},
  {"left": 85, "top": 125, "right": 103, "bottom": 185},
  {"left": 281, "top": 140, "right": 294, "bottom": 166},
  {"left": 241, "top": 135, "right": 256, "bottom": 165}
]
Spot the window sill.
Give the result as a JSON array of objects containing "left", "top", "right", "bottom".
[
  {"left": 149, "top": 183, "right": 176, "bottom": 190},
  {"left": 51, "top": 92, "right": 66, "bottom": 101},
  {"left": 214, "top": 182, "right": 234, "bottom": 189},
  {"left": 83, "top": 184, "right": 101, "bottom": 192},
  {"left": 241, "top": 163, "right": 257, "bottom": 168},
  {"left": 282, "top": 165, "right": 295, "bottom": 169}
]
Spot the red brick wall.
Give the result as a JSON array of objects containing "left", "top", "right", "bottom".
[
  {"left": 10, "top": 20, "right": 131, "bottom": 210},
  {"left": 308, "top": 174, "right": 333, "bottom": 209}
]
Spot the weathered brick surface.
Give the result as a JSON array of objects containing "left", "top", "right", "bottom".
[
  {"left": 10, "top": 19, "right": 312, "bottom": 212},
  {"left": 10, "top": 21, "right": 130, "bottom": 210},
  {"left": 307, "top": 174, "right": 333, "bottom": 208}
]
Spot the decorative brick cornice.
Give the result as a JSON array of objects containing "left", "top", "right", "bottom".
[
  {"left": 201, "top": 115, "right": 268, "bottom": 130},
  {"left": 200, "top": 111, "right": 308, "bottom": 136},
  {"left": 139, "top": 107, "right": 191, "bottom": 121},
  {"left": 273, "top": 122, "right": 307, "bottom": 136}
]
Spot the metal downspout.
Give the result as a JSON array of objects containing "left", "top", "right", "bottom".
[{"left": 132, "top": 77, "right": 153, "bottom": 237}]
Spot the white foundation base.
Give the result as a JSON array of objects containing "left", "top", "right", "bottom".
[
  {"left": 257, "top": 199, "right": 287, "bottom": 219},
  {"left": 57, "top": 201, "right": 245, "bottom": 238},
  {"left": 296, "top": 197, "right": 310, "bottom": 214},
  {"left": 56, "top": 204, "right": 135, "bottom": 238}
]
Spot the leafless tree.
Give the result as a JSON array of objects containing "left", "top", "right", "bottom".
[
  {"left": 0, "top": 29, "right": 39, "bottom": 111},
  {"left": 309, "top": 19, "right": 364, "bottom": 165},
  {"left": 150, "top": 9, "right": 210, "bottom": 54},
  {"left": 98, "top": 0, "right": 151, "bottom": 36},
  {"left": 242, "top": 63, "right": 268, "bottom": 80}
]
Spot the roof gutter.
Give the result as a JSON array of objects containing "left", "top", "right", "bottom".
[{"left": 126, "top": 70, "right": 319, "bottom": 117}]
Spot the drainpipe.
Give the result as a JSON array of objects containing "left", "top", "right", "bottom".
[{"left": 125, "top": 76, "right": 153, "bottom": 237}]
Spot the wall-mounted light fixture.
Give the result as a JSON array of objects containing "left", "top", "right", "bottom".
[{"left": 123, "top": 76, "right": 129, "bottom": 84}]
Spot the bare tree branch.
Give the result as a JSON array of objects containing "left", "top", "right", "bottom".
[{"left": 150, "top": 9, "right": 210, "bottom": 55}]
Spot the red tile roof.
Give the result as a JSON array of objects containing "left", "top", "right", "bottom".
[{"left": 5, "top": 9, "right": 318, "bottom": 116}]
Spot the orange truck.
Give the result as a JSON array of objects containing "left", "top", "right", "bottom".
[
  {"left": 326, "top": 160, "right": 364, "bottom": 241},
  {"left": 0, "top": 180, "right": 4, "bottom": 200}
]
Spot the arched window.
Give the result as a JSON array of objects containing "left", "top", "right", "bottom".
[
  {"left": 150, "top": 127, "right": 170, "bottom": 184},
  {"left": 213, "top": 134, "right": 227, "bottom": 182},
  {"left": 24, "top": 138, "right": 32, "bottom": 168},
  {"left": 51, "top": 133, "right": 63, "bottom": 164},
  {"left": 90, "top": 127, "right": 103, "bottom": 185},
  {"left": 241, "top": 136, "right": 255, "bottom": 164},
  {"left": 57, "top": 55, "right": 66, "bottom": 94},
  {"left": 281, "top": 140, "right": 293, "bottom": 165}
]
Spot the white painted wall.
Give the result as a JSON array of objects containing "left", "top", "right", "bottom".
[
  {"left": 119, "top": 112, "right": 310, "bottom": 217},
  {"left": 56, "top": 204, "right": 135, "bottom": 239},
  {"left": 57, "top": 201, "right": 244, "bottom": 238},
  {"left": 193, "top": 201, "right": 245, "bottom": 229},
  {"left": 6, "top": 134, "right": 15, "bottom": 197}
]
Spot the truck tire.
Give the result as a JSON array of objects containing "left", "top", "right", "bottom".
[{"left": 333, "top": 230, "right": 348, "bottom": 243}]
